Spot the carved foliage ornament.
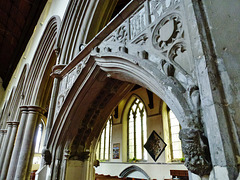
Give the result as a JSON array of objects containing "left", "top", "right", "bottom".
[{"left": 179, "top": 128, "right": 212, "bottom": 176}]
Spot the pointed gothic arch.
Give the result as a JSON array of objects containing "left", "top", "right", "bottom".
[{"left": 24, "top": 15, "right": 61, "bottom": 106}]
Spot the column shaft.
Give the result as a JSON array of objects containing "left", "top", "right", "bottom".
[
  {"left": 0, "top": 124, "right": 12, "bottom": 172},
  {"left": 0, "top": 129, "right": 7, "bottom": 150},
  {"left": 7, "top": 107, "right": 28, "bottom": 179},
  {"left": 0, "top": 122, "right": 19, "bottom": 180},
  {"left": 14, "top": 110, "right": 40, "bottom": 180}
]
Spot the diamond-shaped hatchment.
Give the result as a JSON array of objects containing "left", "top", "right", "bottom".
[{"left": 144, "top": 130, "right": 167, "bottom": 162}]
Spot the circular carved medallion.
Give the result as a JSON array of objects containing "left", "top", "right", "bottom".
[{"left": 152, "top": 14, "right": 183, "bottom": 51}]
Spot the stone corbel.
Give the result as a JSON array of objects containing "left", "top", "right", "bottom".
[
  {"left": 179, "top": 128, "right": 212, "bottom": 176},
  {"left": 42, "top": 148, "right": 52, "bottom": 165}
]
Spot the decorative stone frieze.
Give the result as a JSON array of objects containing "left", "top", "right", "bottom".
[
  {"left": 54, "top": 56, "right": 90, "bottom": 118},
  {"left": 94, "top": 0, "right": 195, "bottom": 94},
  {"left": 92, "top": 0, "right": 199, "bottom": 120}
]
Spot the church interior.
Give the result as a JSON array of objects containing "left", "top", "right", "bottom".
[{"left": 0, "top": 0, "right": 239, "bottom": 180}]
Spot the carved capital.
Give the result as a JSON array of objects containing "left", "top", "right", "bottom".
[
  {"left": 6, "top": 121, "right": 19, "bottom": 127},
  {"left": 20, "top": 105, "right": 46, "bottom": 115},
  {"left": 69, "top": 151, "right": 90, "bottom": 162},
  {"left": 0, "top": 129, "right": 7, "bottom": 134},
  {"left": 42, "top": 148, "right": 52, "bottom": 165},
  {"left": 179, "top": 128, "right": 212, "bottom": 176}
]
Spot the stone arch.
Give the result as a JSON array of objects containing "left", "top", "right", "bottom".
[
  {"left": 46, "top": 0, "right": 214, "bottom": 178},
  {"left": 10, "top": 64, "right": 29, "bottom": 121},
  {"left": 23, "top": 15, "right": 61, "bottom": 106},
  {"left": 119, "top": 165, "right": 150, "bottom": 180},
  {"left": 0, "top": 87, "right": 16, "bottom": 128},
  {"left": 94, "top": 55, "right": 196, "bottom": 129},
  {"left": 47, "top": 54, "right": 206, "bottom": 178}
]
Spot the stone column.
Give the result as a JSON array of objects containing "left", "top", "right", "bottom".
[
  {"left": 61, "top": 149, "right": 70, "bottom": 179},
  {"left": 0, "top": 122, "right": 19, "bottom": 180},
  {"left": 14, "top": 106, "right": 45, "bottom": 180},
  {"left": 0, "top": 122, "right": 13, "bottom": 173},
  {"left": 0, "top": 129, "right": 7, "bottom": 150},
  {"left": 52, "top": 146, "right": 62, "bottom": 180},
  {"left": 7, "top": 106, "right": 28, "bottom": 179},
  {"left": 65, "top": 151, "right": 90, "bottom": 180},
  {"left": 44, "top": 64, "right": 65, "bottom": 147}
]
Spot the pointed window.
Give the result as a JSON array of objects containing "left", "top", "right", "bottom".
[
  {"left": 97, "top": 115, "right": 113, "bottom": 161},
  {"left": 128, "top": 98, "right": 147, "bottom": 161}
]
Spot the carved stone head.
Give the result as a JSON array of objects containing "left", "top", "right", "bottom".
[
  {"left": 179, "top": 128, "right": 212, "bottom": 176},
  {"left": 42, "top": 148, "right": 52, "bottom": 165}
]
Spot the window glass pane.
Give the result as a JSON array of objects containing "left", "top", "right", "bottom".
[
  {"left": 171, "top": 133, "right": 180, "bottom": 142},
  {"left": 142, "top": 110, "right": 147, "bottom": 160},
  {"left": 169, "top": 110, "right": 182, "bottom": 160},
  {"left": 129, "top": 117, "right": 134, "bottom": 148},
  {"left": 105, "top": 121, "right": 110, "bottom": 160},
  {"left": 96, "top": 143, "right": 100, "bottom": 160},
  {"left": 35, "top": 123, "right": 43, "bottom": 153},
  {"left": 171, "top": 125, "right": 180, "bottom": 133},
  {"left": 135, "top": 108, "right": 142, "bottom": 159},
  {"left": 100, "top": 128, "right": 105, "bottom": 160},
  {"left": 172, "top": 141, "right": 182, "bottom": 150},
  {"left": 132, "top": 104, "right": 137, "bottom": 111},
  {"left": 173, "top": 150, "right": 182, "bottom": 159},
  {"left": 128, "top": 97, "right": 147, "bottom": 161},
  {"left": 97, "top": 116, "right": 112, "bottom": 161}
]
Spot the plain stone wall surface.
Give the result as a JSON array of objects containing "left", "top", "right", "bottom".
[{"left": 202, "top": 0, "right": 240, "bottom": 147}]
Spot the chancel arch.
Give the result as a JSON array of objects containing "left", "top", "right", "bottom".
[
  {"left": 0, "top": 0, "right": 238, "bottom": 179},
  {"left": 46, "top": 49, "right": 210, "bottom": 179},
  {"left": 43, "top": 0, "right": 216, "bottom": 179}
]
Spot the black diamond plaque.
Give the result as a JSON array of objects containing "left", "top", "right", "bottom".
[{"left": 144, "top": 130, "right": 167, "bottom": 162}]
